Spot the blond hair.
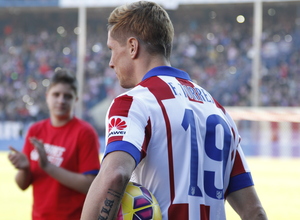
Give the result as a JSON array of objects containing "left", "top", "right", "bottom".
[{"left": 108, "top": 1, "right": 174, "bottom": 60}]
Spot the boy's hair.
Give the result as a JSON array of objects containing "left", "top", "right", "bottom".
[
  {"left": 107, "top": 1, "right": 174, "bottom": 60},
  {"left": 48, "top": 68, "right": 78, "bottom": 95}
]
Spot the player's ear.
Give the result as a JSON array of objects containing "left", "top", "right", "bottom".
[{"left": 128, "top": 37, "right": 139, "bottom": 59}]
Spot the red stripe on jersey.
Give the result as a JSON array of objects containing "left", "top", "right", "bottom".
[
  {"left": 141, "top": 76, "right": 176, "bottom": 202},
  {"left": 177, "top": 78, "right": 193, "bottom": 86},
  {"left": 168, "top": 204, "right": 188, "bottom": 219},
  {"left": 108, "top": 95, "right": 133, "bottom": 118},
  {"left": 177, "top": 78, "right": 204, "bottom": 103},
  {"left": 230, "top": 150, "right": 246, "bottom": 177},
  {"left": 213, "top": 98, "right": 226, "bottom": 114},
  {"left": 142, "top": 76, "right": 175, "bottom": 100},
  {"left": 200, "top": 205, "right": 210, "bottom": 220},
  {"left": 168, "top": 204, "right": 210, "bottom": 219},
  {"left": 141, "top": 118, "right": 152, "bottom": 160},
  {"left": 107, "top": 95, "right": 133, "bottom": 143},
  {"left": 108, "top": 135, "right": 123, "bottom": 143},
  {"left": 231, "top": 127, "right": 236, "bottom": 141}
]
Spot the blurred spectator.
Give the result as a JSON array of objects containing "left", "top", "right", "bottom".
[{"left": 0, "top": 2, "right": 299, "bottom": 136}]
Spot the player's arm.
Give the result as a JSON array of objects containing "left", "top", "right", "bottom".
[
  {"left": 30, "top": 137, "right": 96, "bottom": 194},
  {"left": 81, "top": 151, "right": 136, "bottom": 220},
  {"left": 8, "top": 146, "right": 32, "bottom": 190},
  {"left": 227, "top": 186, "right": 268, "bottom": 220}
]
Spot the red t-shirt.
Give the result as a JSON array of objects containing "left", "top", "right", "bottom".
[{"left": 23, "top": 117, "right": 100, "bottom": 220}]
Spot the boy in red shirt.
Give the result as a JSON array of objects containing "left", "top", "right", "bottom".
[{"left": 8, "top": 68, "right": 100, "bottom": 220}]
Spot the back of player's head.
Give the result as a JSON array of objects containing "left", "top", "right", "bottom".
[
  {"left": 107, "top": 1, "right": 174, "bottom": 60},
  {"left": 48, "top": 68, "right": 78, "bottom": 95}
]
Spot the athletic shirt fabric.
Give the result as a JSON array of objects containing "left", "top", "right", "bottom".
[
  {"left": 104, "top": 66, "right": 254, "bottom": 220},
  {"left": 22, "top": 117, "right": 100, "bottom": 220}
]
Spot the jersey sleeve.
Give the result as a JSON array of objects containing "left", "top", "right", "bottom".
[
  {"left": 226, "top": 145, "right": 254, "bottom": 195},
  {"left": 104, "top": 94, "right": 148, "bottom": 166},
  {"left": 77, "top": 124, "right": 101, "bottom": 175},
  {"left": 105, "top": 141, "right": 141, "bottom": 166},
  {"left": 221, "top": 106, "right": 254, "bottom": 195}
]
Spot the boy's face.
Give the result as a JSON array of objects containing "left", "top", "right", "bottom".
[{"left": 46, "top": 83, "right": 77, "bottom": 120}]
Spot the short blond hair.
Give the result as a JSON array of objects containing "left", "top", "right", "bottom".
[{"left": 108, "top": 1, "right": 174, "bottom": 60}]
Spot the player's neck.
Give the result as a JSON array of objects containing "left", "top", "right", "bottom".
[{"left": 136, "top": 55, "right": 171, "bottom": 82}]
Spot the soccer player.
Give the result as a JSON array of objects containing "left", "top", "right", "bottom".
[
  {"left": 8, "top": 68, "right": 100, "bottom": 220},
  {"left": 81, "top": 1, "right": 268, "bottom": 220}
]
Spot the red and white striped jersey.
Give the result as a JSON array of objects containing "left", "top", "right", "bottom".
[{"left": 104, "top": 66, "right": 253, "bottom": 220}]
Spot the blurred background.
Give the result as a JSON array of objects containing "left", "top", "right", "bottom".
[
  {"left": 0, "top": 0, "right": 299, "bottom": 158},
  {"left": 0, "top": 0, "right": 299, "bottom": 219}
]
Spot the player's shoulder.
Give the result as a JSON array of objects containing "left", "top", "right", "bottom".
[{"left": 113, "top": 88, "right": 151, "bottom": 108}]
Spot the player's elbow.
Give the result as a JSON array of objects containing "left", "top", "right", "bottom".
[
  {"left": 253, "top": 207, "right": 268, "bottom": 220},
  {"left": 102, "top": 151, "right": 136, "bottom": 186},
  {"left": 242, "top": 206, "right": 268, "bottom": 220},
  {"left": 110, "top": 166, "right": 132, "bottom": 186}
]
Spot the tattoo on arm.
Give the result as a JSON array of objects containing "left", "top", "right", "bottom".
[
  {"left": 97, "top": 189, "right": 122, "bottom": 220},
  {"left": 107, "top": 188, "right": 122, "bottom": 199}
]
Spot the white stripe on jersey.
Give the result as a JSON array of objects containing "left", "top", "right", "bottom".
[{"left": 105, "top": 66, "right": 253, "bottom": 220}]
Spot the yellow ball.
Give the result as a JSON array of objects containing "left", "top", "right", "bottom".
[{"left": 116, "top": 182, "right": 162, "bottom": 220}]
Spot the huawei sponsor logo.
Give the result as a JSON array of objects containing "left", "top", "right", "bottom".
[{"left": 108, "top": 117, "right": 128, "bottom": 137}]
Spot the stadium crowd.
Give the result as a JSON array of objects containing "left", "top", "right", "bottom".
[{"left": 0, "top": 3, "right": 299, "bottom": 134}]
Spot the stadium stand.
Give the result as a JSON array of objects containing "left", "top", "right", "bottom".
[{"left": 0, "top": 1, "right": 299, "bottom": 157}]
